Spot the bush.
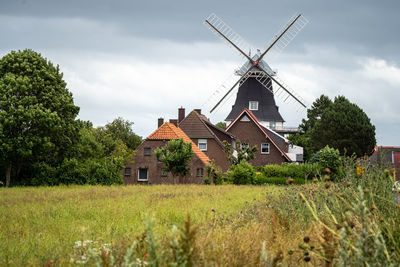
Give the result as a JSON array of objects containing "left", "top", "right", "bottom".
[
  {"left": 310, "top": 145, "right": 343, "bottom": 179},
  {"left": 253, "top": 174, "right": 305, "bottom": 185},
  {"left": 226, "top": 161, "right": 255, "bottom": 185},
  {"left": 205, "top": 160, "right": 223, "bottom": 185},
  {"left": 261, "top": 163, "right": 323, "bottom": 180}
]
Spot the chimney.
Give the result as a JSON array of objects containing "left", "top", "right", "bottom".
[
  {"left": 194, "top": 109, "right": 201, "bottom": 115},
  {"left": 158, "top": 118, "right": 164, "bottom": 128},
  {"left": 178, "top": 107, "right": 185, "bottom": 124},
  {"left": 169, "top": 119, "right": 178, "bottom": 126}
]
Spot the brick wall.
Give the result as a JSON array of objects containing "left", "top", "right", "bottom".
[
  {"left": 122, "top": 139, "right": 207, "bottom": 184},
  {"left": 227, "top": 119, "right": 288, "bottom": 166}
]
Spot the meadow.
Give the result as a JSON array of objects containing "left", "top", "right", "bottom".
[{"left": 1, "top": 161, "right": 400, "bottom": 266}]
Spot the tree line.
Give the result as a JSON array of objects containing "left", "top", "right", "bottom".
[{"left": 0, "top": 50, "right": 141, "bottom": 186}]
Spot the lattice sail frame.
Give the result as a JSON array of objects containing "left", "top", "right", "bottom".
[{"left": 203, "top": 13, "right": 309, "bottom": 114}]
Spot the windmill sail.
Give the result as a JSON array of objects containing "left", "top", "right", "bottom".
[
  {"left": 204, "top": 13, "right": 254, "bottom": 60},
  {"left": 261, "top": 13, "right": 308, "bottom": 60}
]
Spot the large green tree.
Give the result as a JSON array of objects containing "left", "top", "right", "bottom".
[
  {"left": 0, "top": 50, "right": 80, "bottom": 186},
  {"left": 155, "top": 138, "right": 194, "bottom": 184},
  {"left": 290, "top": 95, "right": 376, "bottom": 160}
]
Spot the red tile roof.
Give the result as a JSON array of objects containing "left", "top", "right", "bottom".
[{"left": 147, "top": 122, "right": 210, "bottom": 165}]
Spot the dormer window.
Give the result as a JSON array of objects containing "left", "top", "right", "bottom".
[
  {"left": 249, "top": 101, "right": 258, "bottom": 111},
  {"left": 198, "top": 139, "right": 207, "bottom": 151}
]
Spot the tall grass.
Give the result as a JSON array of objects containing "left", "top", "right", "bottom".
[
  {"left": 1, "top": 159, "right": 399, "bottom": 266},
  {"left": 0, "top": 185, "right": 275, "bottom": 266}
]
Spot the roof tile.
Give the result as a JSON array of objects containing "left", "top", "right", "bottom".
[{"left": 147, "top": 122, "right": 210, "bottom": 165}]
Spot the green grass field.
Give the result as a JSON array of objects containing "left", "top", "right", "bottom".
[
  {"left": 0, "top": 185, "right": 287, "bottom": 266},
  {"left": 1, "top": 172, "right": 399, "bottom": 266}
]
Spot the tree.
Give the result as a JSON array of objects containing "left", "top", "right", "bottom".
[
  {"left": 215, "top": 121, "right": 227, "bottom": 130},
  {"left": 290, "top": 95, "right": 376, "bottom": 160},
  {"left": 223, "top": 139, "right": 257, "bottom": 165},
  {"left": 155, "top": 139, "right": 194, "bottom": 184},
  {"left": 100, "top": 117, "right": 142, "bottom": 150},
  {"left": 311, "top": 96, "right": 376, "bottom": 157},
  {"left": 0, "top": 50, "right": 80, "bottom": 186}
]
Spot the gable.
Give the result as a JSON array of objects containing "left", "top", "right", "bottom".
[
  {"left": 179, "top": 111, "right": 213, "bottom": 138},
  {"left": 226, "top": 108, "right": 291, "bottom": 161}
]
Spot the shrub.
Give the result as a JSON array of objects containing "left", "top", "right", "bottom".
[
  {"left": 226, "top": 161, "right": 255, "bottom": 185},
  {"left": 205, "top": 160, "right": 223, "bottom": 185},
  {"left": 253, "top": 174, "right": 305, "bottom": 185},
  {"left": 261, "top": 163, "right": 322, "bottom": 180}
]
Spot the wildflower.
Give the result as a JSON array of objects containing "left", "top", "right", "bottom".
[
  {"left": 144, "top": 253, "right": 149, "bottom": 259},
  {"left": 50, "top": 260, "right": 54, "bottom": 264},
  {"left": 105, "top": 253, "right": 109, "bottom": 258}
]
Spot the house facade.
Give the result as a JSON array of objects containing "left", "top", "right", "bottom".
[
  {"left": 122, "top": 122, "right": 209, "bottom": 185},
  {"left": 178, "top": 108, "right": 235, "bottom": 172},
  {"left": 370, "top": 146, "right": 400, "bottom": 179},
  {"left": 226, "top": 108, "right": 303, "bottom": 166}
]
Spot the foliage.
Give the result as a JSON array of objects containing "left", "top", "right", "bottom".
[
  {"left": 223, "top": 139, "right": 257, "bottom": 165},
  {"left": 215, "top": 121, "right": 227, "bottom": 130},
  {"left": 155, "top": 138, "right": 194, "bottom": 184},
  {"left": 317, "top": 145, "right": 341, "bottom": 171},
  {"left": 290, "top": 95, "right": 376, "bottom": 160},
  {"left": 0, "top": 49, "right": 80, "bottom": 186},
  {"left": 253, "top": 174, "right": 305, "bottom": 185},
  {"left": 205, "top": 159, "right": 223, "bottom": 185},
  {"left": 0, "top": 50, "right": 139, "bottom": 186},
  {"left": 96, "top": 117, "right": 142, "bottom": 151},
  {"left": 226, "top": 160, "right": 255, "bottom": 185},
  {"left": 261, "top": 163, "right": 323, "bottom": 180},
  {"left": 310, "top": 145, "right": 343, "bottom": 180}
]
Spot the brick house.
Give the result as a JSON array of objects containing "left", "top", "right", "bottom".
[
  {"left": 226, "top": 108, "right": 303, "bottom": 166},
  {"left": 123, "top": 121, "right": 209, "bottom": 184},
  {"left": 370, "top": 146, "right": 400, "bottom": 179},
  {"left": 178, "top": 108, "right": 235, "bottom": 172}
]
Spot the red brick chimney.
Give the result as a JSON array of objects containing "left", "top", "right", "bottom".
[
  {"left": 178, "top": 107, "right": 185, "bottom": 124},
  {"left": 194, "top": 109, "right": 201, "bottom": 115},
  {"left": 169, "top": 119, "right": 178, "bottom": 126},
  {"left": 158, "top": 118, "right": 164, "bottom": 128}
]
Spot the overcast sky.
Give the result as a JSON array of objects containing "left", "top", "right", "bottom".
[{"left": 1, "top": 0, "right": 399, "bottom": 145}]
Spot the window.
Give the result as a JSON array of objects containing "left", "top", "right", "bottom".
[
  {"left": 144, "top": 147, "right": 151, "bottom": 156},
  {"left": 196, "top": 168, "right": 204, "bottom": 177},
  {"left": 198, "top": 139, "right": 207, "bottom": 151},
  {"left": 241, "top": 143, "right": 249, "bottom": 150},
  {"left": 124, "top": 167, "right": 131, "bottom": 176},
  {"left": 269, "top": 121, "right": 276, "bottom": 129},
  {"left": 249, "top": 101, "right": 259, "bottom": 110},
  {"left": 161, "top": 168, "right": 168, "bottom": 176},
  {"left": 261, "top": 143, "right": 270, "bottom": 154},
  {"left": 138, "top": 168, "right": 148, "bottom": 181}
]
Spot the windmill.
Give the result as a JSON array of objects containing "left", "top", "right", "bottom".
[{"left": 203, "top": 13, "right": 308, "bottom": 132}]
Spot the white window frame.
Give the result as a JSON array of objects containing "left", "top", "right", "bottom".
[
  {"left": 138, "top": 168, "right": 149, "bottom": 181},
  {"left": 249, "top": 101, "right": 259, "bottom": 111},
  {"left": 261, "top": 143, "right": 270, "bottom": 154},
  {"left": 198, "top": 139, "right": 207, "bottom": 151}
]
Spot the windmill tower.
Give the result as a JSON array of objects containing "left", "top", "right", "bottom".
[{"left": 204, "top": 13, "right": 308, "bottom": 135}]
